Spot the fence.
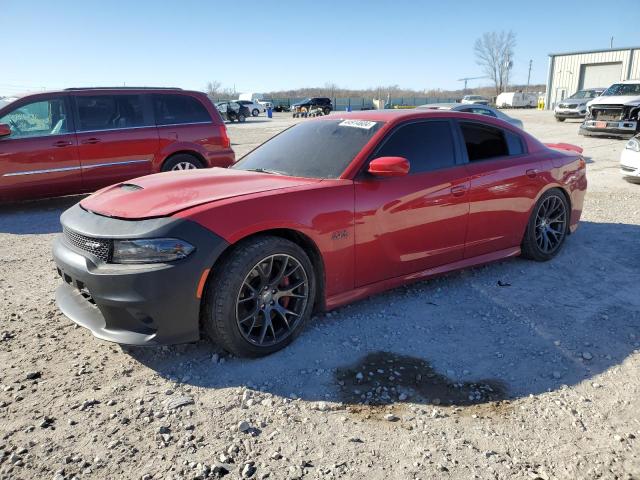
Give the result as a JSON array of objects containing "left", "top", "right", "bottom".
[{"left": 211, "top": 96, "right": 459, "bottom": 110}]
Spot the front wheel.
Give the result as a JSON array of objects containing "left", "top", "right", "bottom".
[
  {"left": 203, "top": 236, "right": 316, "bottom": 357},
  {"left": 521, "top": 189, "right": 569, "bottom": 261},
  {"left": 252, "top": 108, "right": 260, "bottom": 117},
  {"left": 555, "top": 117, "right": 566, "bottom": 122}
]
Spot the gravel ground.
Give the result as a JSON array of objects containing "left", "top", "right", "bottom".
[{"left": 1, "top": 110, "right": 639, "bottom": 480}]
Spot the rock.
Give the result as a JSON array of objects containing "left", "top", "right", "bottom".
[
  {"left": 238, "top": 421, "right": 251, "bottom": 433},
  {"left": 355, "top": 372, "right": 364, "bottom": 381},
  {"left": 242, "top": 463, "right": 256, "bottom": 478},
  {"left": 270, "top": 451, "right": 282, "bottom": 460},
  {"left": 212, "top": 463, "right": 231, "bottom": 475},
  {"left": 164, "top": 395, "right": 194, "bottom": 410},
  {"left": 383, "top": 413, "right": 399, "bottom": 422},
  {"left": 26, "top": 371, "right": 41, "bottom": 380},
  {"left": 582, "top": 352, "right": 593, "bottom": 360}
]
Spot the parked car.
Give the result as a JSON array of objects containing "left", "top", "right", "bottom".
[
  {"left": 216, "top": 101, "right": 250, "bottom": 122},
  {"left": 53, "top": 109, "right": 586, "bottom": 357},
  {"left": 236, "top": 100, "right": 265, "bottom": 117},
  {"left": 461, "top": 95, "right": 489, "bottom": 105},
  {"left": 273, "top": 103, "right": 291, "bottom": 113},
  {"left": 291, "top": 97, "right": 332, "bottom": 115},
  {"left": 554, "top": 88, "right": 604, "bottom": 122},
  {"left": 581, "top": 80, "right": 640, "bottom": 138},
  {"left": 620, "top": 134, "right": 640, "bottom": 183},
  {"left": 0, "top": 87, "right": 234, "bottom": 202},
  {"left": 417, "top": 103, "right": 523, "bottom": 129},
  {"left": 257, "top": 100, "right": 273, "bottom": 110},
  {"left": 496, "top": 92, "right": 537, "bottom": 108}
]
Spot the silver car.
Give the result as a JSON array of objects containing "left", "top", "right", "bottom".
[
  {"left": 554, "top": 88, "right": 604, "bottom": 122},
  {"left": 417, "top": 103, "right": 523, "bottom": 129}
]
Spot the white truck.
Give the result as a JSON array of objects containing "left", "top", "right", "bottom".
[
  {"left": 581, "top": 80, "right": 640, "bottom": 138},
  {"left": 495, "top": 92, "right": 537, "bottom": 108}
]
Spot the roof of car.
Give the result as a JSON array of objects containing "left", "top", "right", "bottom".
[
  {"left": 327, "top": 108, "right": 476, "bottom": 121},
  {"left": 3, "top": 87, "right": 203, "bottom": 98}
]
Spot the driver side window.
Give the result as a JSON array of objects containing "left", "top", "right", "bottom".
[{"left": 0, "top": 98, "right": 69, "bottom": 139}]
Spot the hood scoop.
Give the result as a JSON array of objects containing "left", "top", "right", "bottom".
[{"left": 119, "top": 183, "right": 144, "bottom": 191}]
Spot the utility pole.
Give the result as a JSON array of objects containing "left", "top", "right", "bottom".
[
  {"left": 610, "top": 36, "right": 614, "bottom": 49},
  {"left": 526, "top": 59, "right": 532, "bottom": 92}
]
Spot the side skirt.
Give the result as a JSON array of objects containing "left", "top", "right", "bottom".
[{"left": 325, "top": 246, "right": 521, "bottom": 310}]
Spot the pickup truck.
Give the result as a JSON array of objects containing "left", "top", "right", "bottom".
[{"left": 581, "top": 80, "right": 640, "bottom": 138}]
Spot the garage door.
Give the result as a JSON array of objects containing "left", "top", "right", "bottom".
[{"left": 579, "top": 62, "right": 623, "bottom": 89}]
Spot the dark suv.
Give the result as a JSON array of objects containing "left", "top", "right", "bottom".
[
  {"left": 0, "top": 87, "right": 234, "bottom": 202},
  {"left": 291, "top": 97, "right": 333, "bottom": 115}
]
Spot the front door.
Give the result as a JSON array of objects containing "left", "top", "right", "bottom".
[
  {"left": 0, "top": 96, "right": 80, "bottom": 201},
  {"left": 354, "top": 120, "right": 469, "bottom": 286},
  {"left": 73, "top": 93, "right": 157, "bottom": 192}
]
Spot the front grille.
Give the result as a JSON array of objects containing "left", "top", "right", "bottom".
[
  {"left": 63, "top": 227, "right": 111, "bottom": 262},
  {"left": 592, "top": 106, "right": 624, "bottom": 121}
]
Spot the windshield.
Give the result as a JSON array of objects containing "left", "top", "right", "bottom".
[
  {"left": 602, "top": 83, "right": 640, "bottom": 96},
  {"left": 569, "top": 90, "right": 601, "bottom": 99},
  {"left": 232, "top": 119, "right": 383, "bottom": 179}
]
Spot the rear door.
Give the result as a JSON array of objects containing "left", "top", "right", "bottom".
[
  {"left": 354, "top": 120, "right": 469, "bottom": 286},
  {"left": 458, "top": 120, "right": 544, "bottom": 258},
  {"left": 0, "top": 95, "right": 80, "bottom": 201},
  {"left": 73, "top": 93, "right": 157, "bottom": 192}
]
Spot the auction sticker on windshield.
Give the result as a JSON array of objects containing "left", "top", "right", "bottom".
[{"left": 338, "top": 119, "right": 378, "bottom": 130}]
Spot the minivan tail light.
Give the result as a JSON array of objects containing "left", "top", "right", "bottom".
[{"left": 219, "top": 125, "right": 231, "bottom": 149}]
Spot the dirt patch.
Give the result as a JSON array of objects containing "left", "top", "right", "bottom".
[{"left": 336, "top": 351, "right": 507, "bottom": 406}]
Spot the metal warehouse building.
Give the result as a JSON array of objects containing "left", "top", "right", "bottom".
[{"left": 545, "top": 46, "right": 640, "bottom": 109}]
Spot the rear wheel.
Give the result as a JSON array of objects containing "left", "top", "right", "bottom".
[
  {"left": 521, "top": 189, "right": 569, "bottom": 261},
  {"left": 162, "top": 154, "right": 204, "bottom": 172},
  {"left": 203, "top": 236, "right": 316, "bottom": 357},
  {"left": 556, "top": 117, "right": 566, "bottom": 122}
]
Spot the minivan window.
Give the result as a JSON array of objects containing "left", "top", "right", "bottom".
[
  {"left": 460, "top": 122, "right": 511, "bottom": 161},
  {"left": 373, "top": 121, "right": 456, "bottom": 174},
  {"left": 0, "top": 98, "right": 69, "bottom": 139},
  {"left": 76, "top": 95, "right": 148, "bottom": 131},
  {"left": 154, "top": 94, "right": 211, "bottom": 125}
]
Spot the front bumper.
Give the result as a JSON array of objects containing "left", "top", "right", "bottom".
[
  {"left": 580, "top": 119, "right": 638, "bottom": 137},
  {"left": 620, "top": 148, "right": 640, "bottom": 179},
  {"left": 53, "top": 204, "right": 229, "bottom": 345},
  {"left": 555, "top": 109, "right": 586, "bottom": 119}
]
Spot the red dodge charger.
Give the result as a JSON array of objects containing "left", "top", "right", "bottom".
[{"left": 53, "top": 110, "right": 587, "bottom": 357}]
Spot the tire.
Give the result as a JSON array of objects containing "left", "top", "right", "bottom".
[
  {"left": 323, "top": 108, "right": 331, "bottom": 115},
  {"left": 252, "top": 108, "right": 259, "bottom": 117},
  {"left": 203, "top": 236, "right": 316, "bottom": 357},
  {"left": 161, "top": 154, "right": 204, "bottom": 172},
  {"left": 521, "top": 188, "right": 570, "bottom": 261},
  {"left": 556, "top": 117, "right": 566, "bottom": 122},
  {"left": 238, "top": 114, "right": 246, "bottom": 123}
]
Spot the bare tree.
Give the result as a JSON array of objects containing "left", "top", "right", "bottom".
[
  {"left": 474, "top": 31, "right": 516, "bottom": 95},
  {"left": 206, "top": 80, "right": 222, "bottom": 98}
]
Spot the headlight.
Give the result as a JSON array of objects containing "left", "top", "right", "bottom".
[
  {"left": 626, "top": 137, "right": 640, "bottom": 152},
  {"left": 112, "top": 238, "right": 195, "bottom": 264}
]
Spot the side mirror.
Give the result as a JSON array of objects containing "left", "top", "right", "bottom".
[
  {"left": 0, "top": 124, "right": 11, "bottom": 138},
  {"left": 368, "top": 156, "right": 410, "bottom": 177}
]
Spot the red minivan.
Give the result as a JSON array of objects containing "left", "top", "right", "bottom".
[{"left": 0, "top": 87, "right": 234, "bottom": 202}]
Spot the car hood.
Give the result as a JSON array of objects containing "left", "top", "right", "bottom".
[
  {"left": 559, "top": 98, "right": 589, "bottom": 106},
  {"left": 80, "top": 168, "right": 321, "bottom": 220},
  {"left": 588, "top": 95, "right": 640, "bottom": 106}
]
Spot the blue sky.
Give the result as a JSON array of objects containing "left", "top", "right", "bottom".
[{"left": 2, "top": 0, "right": 639, "bottom": 96}]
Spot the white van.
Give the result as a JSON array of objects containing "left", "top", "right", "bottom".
[{"left": 496, "top": 92, "right": 537, "bottom": 108}]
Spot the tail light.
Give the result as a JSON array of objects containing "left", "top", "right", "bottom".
[{"left": 219, "top": 125, "right": 231, "bottom": 149}]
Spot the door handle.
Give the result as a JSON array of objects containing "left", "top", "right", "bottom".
[
  {"left": 450, "top": 185, "right": 468, "bottom": 197},
  {"left": 81, "top": 137, "right": 101, "bottom": 145},
  {"left": 53, "top": 140, "right": 72, "bottom": 147},
  {"left": 526, "top": 169, "right": 538, "bottom": 178}
]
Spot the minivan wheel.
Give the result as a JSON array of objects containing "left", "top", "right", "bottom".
[
  {"left": 252, "top": 108, "right": 259, "bottom": 117},
  {"left": 162, "top": 154, "right": 204, "bottom": 172},
  {"left": 521, "top": 189, "right": 569, "bottom": 261},
  {"left": 238, "top": 114, "right": 246, "bottom": 123},
  {"left": 203, "top": 236, "right": 316, "bottom": 357}
]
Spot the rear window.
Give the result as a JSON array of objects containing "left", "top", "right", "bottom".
[
  {"left": 154, "top": 94, "right": 211, "bottom": 125},
  {"left": 75, "top": 95, "right": 148, "bottom": 131},
  {"left": 459, "top": 122, "right": 524, "bottom": 161}
]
